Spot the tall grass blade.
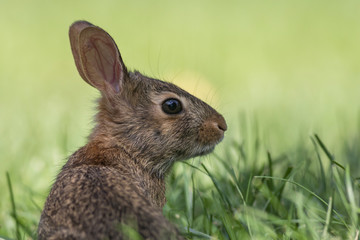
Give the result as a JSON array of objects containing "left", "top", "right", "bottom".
[
  {"left": 321, "top": 196, "right": 333, "bottom": 239},
  {"left": 6, "top": 171, "right": 21, "bottom": 240},
  {"left": 276, "top": 166, "right": 293, "bottom": 200},
  {"left": 267, "top": 151, "right": 275, "bottom": 191},
  {"left": 183, "top": 227, "right": 212, "bottom": 239},
  {"left": 311, "top": 136, "right": 327, "bottom": 192},
  {"left": 191, "top": 173, "right": 195, "bottom": 229},
  {"left": 345, "top": 166, "right": 359, "bottom": 238},
  {"left": 314, "top": 134, "right": 345, "bottom": 170},
  {"left": 201, "top": 163, "right": 232, "bottom": 211}
]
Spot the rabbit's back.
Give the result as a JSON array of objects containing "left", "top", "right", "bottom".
[{"left": 38, "top": 159, "right": 180, "bottom": 240}]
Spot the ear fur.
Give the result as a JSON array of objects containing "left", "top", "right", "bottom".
[{"left": 69, "top": 21, "right": 127, "bottom": 93}]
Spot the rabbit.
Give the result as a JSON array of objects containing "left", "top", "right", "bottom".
[{"left": 37, "top": 20, "right": 227, "bottom": 240}]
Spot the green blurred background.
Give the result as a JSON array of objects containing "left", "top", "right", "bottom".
[{"left": 1, "top": 0, "right": 360, "bottom": 236}]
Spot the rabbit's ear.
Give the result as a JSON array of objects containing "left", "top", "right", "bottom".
[
  {"left": 69, "top": 21, "right": 94, "bottom": 87},
  {"left": 69, "top": 21, "right": 126, "bottom": 93}
]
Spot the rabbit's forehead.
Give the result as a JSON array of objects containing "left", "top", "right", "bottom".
[{"left": 134, "top": 72, "right": 205, "bottom": 108}]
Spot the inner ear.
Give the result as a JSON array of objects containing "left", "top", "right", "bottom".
[{"left": 78, "top": 26, "right": 126, "bottom": 93}]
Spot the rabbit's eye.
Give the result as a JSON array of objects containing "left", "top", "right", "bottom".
[{"left": 162, "top": 98, "right": 182, "bottom": 114}]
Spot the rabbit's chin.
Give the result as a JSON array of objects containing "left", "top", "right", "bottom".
[
  {"left": 192, "top": 145, "right": 216, "bottom": 158},
  {"left": 192, "top": 136, "right": 224, "bottom": 158}
]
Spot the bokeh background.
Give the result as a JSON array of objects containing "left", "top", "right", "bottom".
[{"left": 1, "top": 0, "right": 360, "bottom": 236}]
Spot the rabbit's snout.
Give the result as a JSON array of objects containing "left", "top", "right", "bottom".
[
  {"left": 199, "top": 114, "right": 227, "bottom": 144},
  {"left": 217, "top": 115, "right": 227, "bottom": 132}
]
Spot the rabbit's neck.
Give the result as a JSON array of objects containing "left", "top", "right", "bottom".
[
  {"left": 111, "top": 143, "right": 167, "bottom": 208},
  {"left": 89, "top": 119, "right": 177, "bottom": 178},
  {"left": 66, "top": 141, "right": 167, "bottom": 208}
]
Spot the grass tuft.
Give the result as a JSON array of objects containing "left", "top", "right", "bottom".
[{"left": 165, "top": 132, "right": 360, "bottom": 239}]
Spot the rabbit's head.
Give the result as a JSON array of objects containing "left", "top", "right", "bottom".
[{"left": 69, "top": 21, "right": 227, "bottom": 177}]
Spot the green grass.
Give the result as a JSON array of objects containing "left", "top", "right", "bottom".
[
  {"left": 5, "top": 122, "right": 359, "bottom": 239},
  {"left": 1, "top": 0, "right": 360, "bottom": 239},
  {"left": 163, "top": 122, "right": 360, "bottom": 239}
]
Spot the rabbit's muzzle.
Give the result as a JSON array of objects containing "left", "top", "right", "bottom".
[{"left": 198, "top": 114, "right": 227, "bottom": 146}]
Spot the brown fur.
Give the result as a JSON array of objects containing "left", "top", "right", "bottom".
[{"left": 38, "top": 21, "right": 227, "bottom": 240}]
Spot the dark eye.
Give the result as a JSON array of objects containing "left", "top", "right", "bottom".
[{"left": 162, "top": 98, "right": 182, "bottom": 114}]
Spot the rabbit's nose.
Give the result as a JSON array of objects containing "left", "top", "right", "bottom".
[
  {"left": 198, "top": 113, "right": 227, "bottom": 144},
  {"left": 216, "top": 115, "right": 227, "bottom": 132}
]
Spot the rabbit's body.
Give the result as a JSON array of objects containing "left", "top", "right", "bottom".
[
  {"left": 38, "top": 21, "right": 226, "bottom": 240},
  {"left": 38, "top": 142, "right": 176, "bottom": 239}
]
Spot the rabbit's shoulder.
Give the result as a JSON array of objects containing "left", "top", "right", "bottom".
[{"left": 40, "top": 164, "right": 179, "bottom": 239}]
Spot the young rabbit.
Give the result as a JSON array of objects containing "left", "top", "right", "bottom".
[{"left": 37, "top": 20, "right": 227, "bottom": 240}]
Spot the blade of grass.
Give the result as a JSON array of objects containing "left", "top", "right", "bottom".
[
  {"left": 6, "top": 171, "right": 21, "bottom": 240},
  {"left": 314, "top": 134, "right": 345, "bottom": 170},
  {"left": 256, "top": 181, "right": 288, "bottom": 218},
  {"left": 201, "top": 163, "right": 232, "bottom": 211},
  {"left": 321, "top": 196, "right": 333, "bottom": 239},
  {"left": 215, "top": 155, "right": 254, "bottom": 238},
  {"left": 195, "top": 189, "right": 211, "bottom": 234},
  {"left": 181, "top": 161, "right": 207, "bottom": 175},
  {"left": 191, "top": 172, "right": 195, "bottom": 229},
  {"left": 345, "top": 166, "right": 359, "bottom": 238},
  {"left": 311, "top": 136, "right": 327, "bottom": 192},
  {"left": 245, "top": 174, "right": 252, "bottom": 205},
  {"left": 183, "top": 166, "right": 193, "bottom": 230},
  {"left": 354, "top": 230, "right": 359, "bottom": 240},
  {"left": 183, "top": 227, "right": 213, "bottom": 239},
  {"left": 222, "top": 213, "right": 237, "bottom": 240},
  {"left": 266, "top": 151, "right": 275, "bottom": 191},
  {"left": 276, "top": 166, "right": 293, "bottom": 200}
]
